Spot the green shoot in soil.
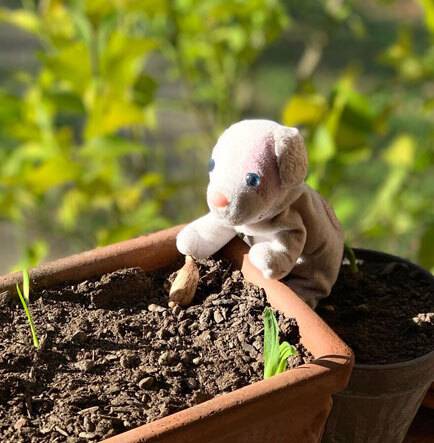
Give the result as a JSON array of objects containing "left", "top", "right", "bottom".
[
  {"left": 344, "top": 244, "right": 359, "bottom": 274},
  {"left": 263, "top": 307, "right": 297, "bottom": 379},
  {"left": 16, "top": 269, "right": 40, "bottom": 350}
]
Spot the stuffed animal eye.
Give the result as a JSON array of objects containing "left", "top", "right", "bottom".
[
  {"left": 208, "top": 159, "right": 215, "bottom": 172},
  {"left": 246, "top": 172, "right": 261, "bottom": 187}
]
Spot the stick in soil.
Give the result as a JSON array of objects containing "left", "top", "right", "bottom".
[{"left": 169, "top": 255, "right": 199, "bottom": 306}]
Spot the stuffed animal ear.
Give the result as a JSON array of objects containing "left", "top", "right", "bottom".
[{"left": 274, "top": 126, "right": 308, "bottom": 187}]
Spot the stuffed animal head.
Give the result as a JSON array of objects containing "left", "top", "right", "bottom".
[{"left": 207, "top": 119, "right": 308, "bottom": 226}]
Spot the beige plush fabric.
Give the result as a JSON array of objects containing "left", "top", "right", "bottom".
[{"left": 176, "top": 120, "right": 344, "bottom": 308}]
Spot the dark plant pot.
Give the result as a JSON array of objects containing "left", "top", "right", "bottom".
[
  {"left": 0, "top": 226, "right": 353, "bottom": 443},
  {"left": 422, "top": 382, "right": 434, "bottom": 409},
  {"left": 323, "top": 248, "right": 434, "bottom": 443}
]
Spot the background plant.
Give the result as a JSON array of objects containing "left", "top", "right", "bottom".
[{"left": 0, "top": 0, "right": 433, "bottom": 272}]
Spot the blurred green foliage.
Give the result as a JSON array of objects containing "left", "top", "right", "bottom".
[
  {"left": 280, "top": 0, "right": 434, "bottom": 271},
  {"left": 0, "top": 0, "right": 172, "bottom": 259},
  {"left": 0, "top": 0, "right": 433, "bottom": 272}
]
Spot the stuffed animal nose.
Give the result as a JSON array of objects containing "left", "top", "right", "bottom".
[{"left": 210, "top": 191, "right": 229, "bottom": 208}]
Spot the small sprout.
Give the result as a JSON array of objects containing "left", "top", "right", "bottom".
[
  {"left": 16, "top": 269, "right": 40, "bottom": 350},
  {"left": 263, "top": 307, "right": 297, "bottom": 379},
  {"left": 344, "top": 244, "right": 359, "bottom": 274}
]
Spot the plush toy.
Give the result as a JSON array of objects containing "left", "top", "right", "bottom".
[{"left": 176, "top": 119, "right": 344, "bottom": 308}]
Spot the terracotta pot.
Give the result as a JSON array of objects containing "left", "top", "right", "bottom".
[
  {"left": 0, "top": 226, "right": 353, "bottom": 443},
  {"left": 323, "top": 248, "right": 434, "bottom": 443}
]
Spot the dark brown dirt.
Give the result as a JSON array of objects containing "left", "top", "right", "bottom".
[
  {"left": 0, "top": 258, "right": 309, "bottom": 442},
  {"left": 318, "top": 258, "right": 434, "bottom": 365}
]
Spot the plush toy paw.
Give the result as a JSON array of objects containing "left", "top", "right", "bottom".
[
  {"left": 176, "top": 214, "right": 237, "bottom": 259},
  {"left": 248, "top": 242, "right": 291, "bottom": 280},
  {"left": 176, "top": 225, "right": 203, "bottom": 258}
]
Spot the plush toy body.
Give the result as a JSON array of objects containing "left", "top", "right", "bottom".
[{"left": 176, "top": 119, "right": 344, "bottom": 308}]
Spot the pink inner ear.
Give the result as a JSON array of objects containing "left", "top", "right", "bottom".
[{"left": 243, "top": 134, "right": 281, "bottom": 195}]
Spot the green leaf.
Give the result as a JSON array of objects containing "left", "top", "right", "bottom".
[
  {"left": 85, "top": 96, "right": 149, "bottom": 138},
  {"left": 263, "top": 307, "right": 280, "bottom": 379},
  {"left": 16, "top": 270, "right": 40, "bottom": 349},
  {"left": 340, "top": 90, "right": 377, "bottom": 133},
  {"left": 310, "top": 125, "right": 336, "bottom": 163},
  {"left": 96, "top": 225, "right": 141, "bottom": 246},
  {"left": 46, "top": 90, "right": 85, "bottom": 114},
  {"left": 70, "top": 8, "right": 93, "bottom": 45},
  {"left": 418, "top": 223, "right": 434, "bottom": 272},
  {"left": 23, "top": 267, "right": 30, "bottom": 303},
  {"left": 383, "top": 134, "right": 415, "bottom": 168},
  {"left": 282, "top": 94, "right": 327, "bottom": 127},
  {"left": 0, "top": 8, "right": 40, "bottom": 35},
  {"left": 57, "top": 189, "right": 88, "bottom": 230},
  {"left": 419, "top": 0, "right": 434, "bottom": 36},
  {"left": 80, "top": 137, "right": 145, "bottom": 160},
  {"left": 11, "top": 241, "right": 48, "bottom": 273},
  {"left": 263, "top": 307, "right": 297, "bottom": 379},
  {"left": 26, "top": 156, "right": 80, "bottom": 193},
  {"left": 277, "top": 341, "right": 297, "bottom": 373},
  {"left": 133, "top": 74, "right": 158, "bottom": 107},
  {"left": 41, "top": 42, "right": 92, "bottom": 94},
  {"left": 361, "top": 168, "right": 408, "bottom": 231}
]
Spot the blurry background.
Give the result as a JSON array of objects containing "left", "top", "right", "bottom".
[{"left": 0, "top": 0, "right": 433, "bottom": 273}]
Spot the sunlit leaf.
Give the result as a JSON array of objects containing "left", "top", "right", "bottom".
[
  {"left": 69, "top": 8, "right": 92, "bottom": 44},
  {"left": 41, "top": 42, "right": 92, "bottom": 94},
  {"left": 263, "top": 307, "right": 280, "bottom": 379},
  {"left": 383, "top": 134, "right": 415, "bottom": 168},
  {"left": 114, "top": 185, "right": 142, "bottom": 211},
  {"left": 361, "top": 168, "right": 408, "bottom": 231},
  {"left": 0, "top": 8, "right": 40, "bottom": 35},
  {"left": 381, "top": 29, "right": 412, "bottom": 65},
  {"left": 338, "top": 147, "right": 372, "bottom": 164},
  {"left": 334, "top": 195, "right": 358, "bottom": 225},
  {"left": 263, "top": 307, "right": 297, "bottom": 379},
  {"left": 26, "top": 157, "right": 80, "bottom": 193},
  {"left": 80, "top": 137, "right": 145, "bottom": 160},
  {"left": 22, "top": 266, "right": 30, "bottom": 302},
  {"left": 140, "top": 173, "right": 162, "bottom": 187},
  {"left": 57, "top": 189, "right": 88, "bottom": 230},
  {"left": 40, "top": 1, "right": 76, "bottom": 41},
  {"left": 12, "top": 241, "right": 48, "bottom": 272},
  {"left": 282, "top": 94, "right": 327, "bottom": 127},
  {"left": 310, "top": 125, "right": 336, "bottom": 163},
  {"left": 418, "top": 223, "right": 434, "bottom": 272},
  {"left": 419, "top": 0, "right": 434, "bottom": 36},
  {"left": 277, "top": 341, "right": 297, "bottom": 373},
  {"left": 85, "top": 98, "right": 148, "bottom": 138}
]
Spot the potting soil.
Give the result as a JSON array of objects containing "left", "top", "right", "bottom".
[
  {"left": 318, "top": 259, "right": 434, "bottom": 364},
  {"left": 0, "top": 259, "right": 310, "bottom": 442}
]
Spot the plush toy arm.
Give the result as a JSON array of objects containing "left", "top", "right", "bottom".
[
  {"left": 249, "top": 224, "right": 306, "bottom": 280},
  {"left": 176, "top": 213, "right": 237, "bottom": 258}
]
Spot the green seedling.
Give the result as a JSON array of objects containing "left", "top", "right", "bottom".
[
  {"left": 263, "top": 307, "right": 297, "bottom": 379},
  {"left": 344, "top": 244, "right": 359, "bottom": 274},
  {"left": 16, "top": 269, "right": 40, "bottom": 350}
]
